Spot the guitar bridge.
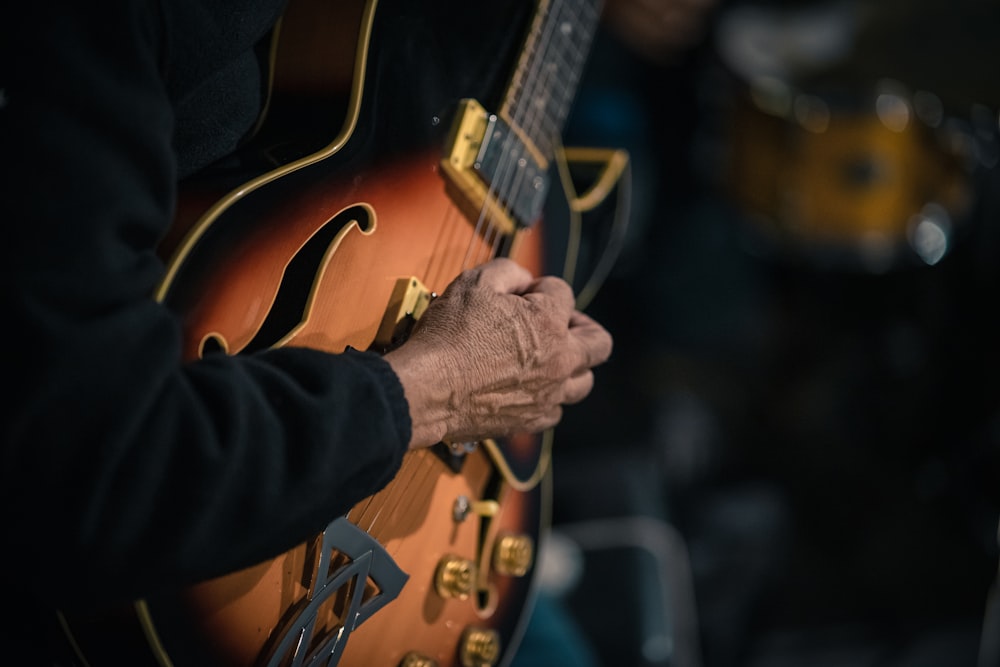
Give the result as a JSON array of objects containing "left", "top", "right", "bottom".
[{"left": 371, "top": 276, "right": 434, "bottom": 353}]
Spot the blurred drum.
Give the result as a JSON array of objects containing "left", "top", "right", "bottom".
[
  {"left": 725, "top": 78, "right": 977, "bottom": 271},
  {"left": 713, "top": 0, "right": 999, "bottom": 272}
]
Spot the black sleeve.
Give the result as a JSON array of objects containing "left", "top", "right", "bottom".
[{"left": 0, "top": 0, "right": 410, "bottom": 605}]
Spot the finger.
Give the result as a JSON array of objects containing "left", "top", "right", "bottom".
[
  {"left": 562, "top": 370, "right": 595, "bottom": 405},
  {"left": 523, "top": 275, "right": 576, "bottom": 318},
  {"left": 532, "top": 405, "right": 564, "bottom": 434},
  {"left": 569, "top": 311, "right": 614, "bottom": 367},
  {"left": 468, "top": 257, "right": 535, "bottom": 295}
]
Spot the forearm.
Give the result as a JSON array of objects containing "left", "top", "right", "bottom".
[{"left": 0, "top": 1, "right": 412, "bottom": 604}]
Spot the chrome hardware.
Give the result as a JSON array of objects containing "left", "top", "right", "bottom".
[{"left": 453, "top": 495, "right": 500, "bottom": 522}]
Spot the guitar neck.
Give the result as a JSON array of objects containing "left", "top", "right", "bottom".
[
  {"left": 501, "top": 0, "right": 603, "bottom": 163},
  {"left": 439, "top": 0, "right": 603, "bottom": 236}
]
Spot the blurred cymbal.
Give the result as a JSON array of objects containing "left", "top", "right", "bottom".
[
  {"left": 815, "top": 0, "right": 1000, "bottom": 112},
  {"left": 717, "top": 0, "right": 1000, "bottom": 111}
]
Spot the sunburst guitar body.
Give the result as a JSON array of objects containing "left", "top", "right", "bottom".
[{"left": 58, "top": 0, "right": 606, "bottom": 666}]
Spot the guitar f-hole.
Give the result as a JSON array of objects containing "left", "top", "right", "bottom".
[{"left": 242, "top": 205, "right": 374, "bottom": 355}]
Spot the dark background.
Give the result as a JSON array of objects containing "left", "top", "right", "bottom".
[{"left": 545, "top": 1, "right": 1000, "bottom": 665}]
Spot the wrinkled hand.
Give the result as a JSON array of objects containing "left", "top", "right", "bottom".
[{"left": 384, "top": 258, "right": 613, "bottom": 449}]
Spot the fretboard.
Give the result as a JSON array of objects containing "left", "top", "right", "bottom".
[{"left": 500, "top": 0, "right": 602, "bottom": 162}]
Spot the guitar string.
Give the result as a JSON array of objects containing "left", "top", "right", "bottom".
[
  {"left": 355, "top": 451, "right": 438, "bottom": 556},
  {"left": 453, "top": 0, "right": 599, "bottom": 466},
  {"left": 360, "top": 17, "right": 554, "bottom": 530},
  {"left": 508, "top": 0, "right": 596, "bottom": 259},
  {"left": 414, "top": 0, "right": 599, "bottom": 456},
  {"left": 454, "top": 0, "right": 579, "bottom": 473},
  {"left": 489, "top": 0, "right": 566, "bottom": 262},
  {"left": 353, "top": 3, "right": 575, "bottom": 541},
  {"left": 377, "top": 454, "right": 440, "bottom": 555},
  {"left": 362, "top": 452, "right": 431, "bottom": 536},
  {"left": 357, "top": 0, "right": 599, "bottom": 541},
  {"left": 508, "top": 3, "right": 572, "bottom": 264},
  {"left": 482, "top": 0, "right": 595, "bottom": 265},
  {"left": 460, "top": 0, "right": 559, "bottom": 272},
  {"left": 426, "top": 199, "right": 465, "bottom": 292},
  {"left": 434, "top": 0, "right": 577, "bottom": 283},
  {"left": 317, "top": 9, "right": 610, "bottom": 634},
  {"left": 503, "top": 0, "right": 599, "bottom": 264},
  {"left": 352, "top": 447, "right": 434, "bottom": 535},
  {"left": 440, "top": 206, "right": 468, "bottom": 289},
  {"left": 349, "top": 432, "right": 431, "bottom": 527}
]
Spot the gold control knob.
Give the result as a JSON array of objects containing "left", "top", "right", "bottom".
[
  {"left": 460, "top": 627, "right": 501, "bottom": 667},
  {"left": 399, "top": 652, "right": 439, "bottom": 667},
  {"left": 493, "top": 534, "right": 534, "bottom": 577},
  {"left": 435, "top": 555, "right": 476, "bottom": 599}
]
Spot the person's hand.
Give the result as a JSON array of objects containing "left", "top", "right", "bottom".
[
  {"left": 384, "top": 258, "right": 613, "bottom": 449},
  {"left": 604, "top": 0, "right": 718, "bottom": 64}
]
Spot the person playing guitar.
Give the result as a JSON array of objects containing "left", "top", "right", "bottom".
[{"left": 0, "top": 0, "right": 614, "bottom": 665}]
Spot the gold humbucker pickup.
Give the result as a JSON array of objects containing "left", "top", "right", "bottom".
[{"left": 440, "top": 99, "right": 550, "bottom": 235}]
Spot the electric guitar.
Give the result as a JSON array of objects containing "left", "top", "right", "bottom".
[{"left": 59, "top": 1, "right": 622, "bottom": 665}]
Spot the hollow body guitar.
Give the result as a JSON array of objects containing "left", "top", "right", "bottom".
[{"left": 59, "top": 1, "right": 604, "bottom": 666}]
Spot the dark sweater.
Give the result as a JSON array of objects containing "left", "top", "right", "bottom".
[{"left": 0, "top": 0, "right": 410, "bottom": 654}]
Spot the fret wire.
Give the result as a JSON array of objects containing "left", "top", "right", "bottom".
[
  {"left": 493, "top": 0, "right": 566, "bottom": 223},
  {"left": 505, "top": 0, "right": 601, "bottom": 160},
  {"left": 480, "top": 0, "right": 602, "bottom": 234}
]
